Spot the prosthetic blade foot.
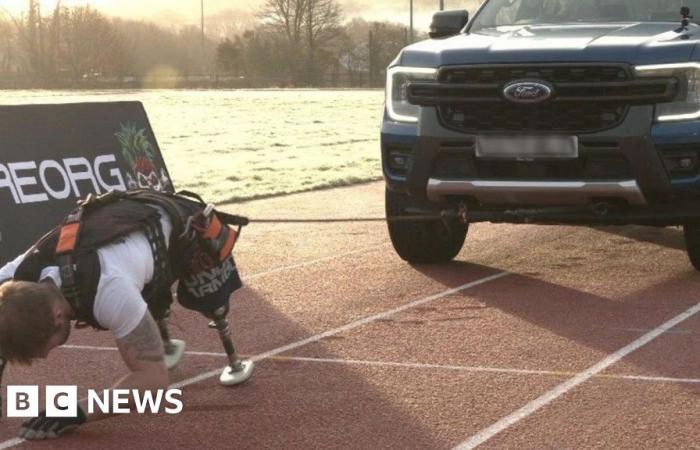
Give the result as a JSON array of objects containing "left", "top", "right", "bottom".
[
  {"left": 164, "top": 339, "right": 186, "bottom": 370},
  {"left": 219, "top": 359, "right": 255, "bottom": 386},
  {"left": 209, "top": 306, "right": 254, "bottom": 386}
]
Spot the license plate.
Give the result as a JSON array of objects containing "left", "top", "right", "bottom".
[{"left": 475, "top": 135, "right": 579, "bottom": 160}]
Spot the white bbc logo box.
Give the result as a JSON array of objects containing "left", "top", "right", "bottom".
[{"left": 7, "top": 386, "right": 78, "bottom": 418}]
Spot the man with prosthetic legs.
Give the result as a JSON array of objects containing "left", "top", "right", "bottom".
[{"left": 0, "top": 190, "right": 254, "bottom": 439}]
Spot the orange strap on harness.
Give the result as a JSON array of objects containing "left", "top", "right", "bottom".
[
  {"left": 195, "top": 207, "right": 238, "bottom": 262},
  {"left": 55, "top": 205, "right": 85, "bottom": 255},
  {"left": 53, "top": 205, "right": 86, "bottom": 314},
  {"left": 56, "top": 222, "right": 81, "bottom": 255},
  {"left": 54, "top": 192, "right": 108, "bottom": 255}
]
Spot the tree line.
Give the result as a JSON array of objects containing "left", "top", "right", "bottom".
[{"left": 0, "top": 0, "right": 417, "bottom": 88}]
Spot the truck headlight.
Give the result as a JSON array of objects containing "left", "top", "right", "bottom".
[
  {"left": 386, "top": 67, "right": 437, "bottom": 123},
  {"left": 636, "top": 63, "right": 700, "bottom": 122}
]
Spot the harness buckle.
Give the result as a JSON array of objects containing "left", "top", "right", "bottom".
[{"left": 178, "top": 216, "right": 197, "bottom": 241}]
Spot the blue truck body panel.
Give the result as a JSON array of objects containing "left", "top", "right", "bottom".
[{"left": 382, "top": 9, "right": 700, "bottom": 225}]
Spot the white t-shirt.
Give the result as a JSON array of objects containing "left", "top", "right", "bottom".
[{"left": 0, "top": 207, "right": 173, "bottom": 339}]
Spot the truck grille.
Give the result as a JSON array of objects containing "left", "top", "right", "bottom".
[
  {"left": 433, "top": 141, "right": 632, "bottom": 181},
  {"left": 441, "top": 65, "right": 628, "bottom": 84},
  {"left": 443, "top": 102, "right": 627, "bottom": 133},
  {"left": 408, "top": 64, "right": 678, "bottom": 134}
]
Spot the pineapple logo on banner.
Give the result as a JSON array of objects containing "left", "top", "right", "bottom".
[{"left": 115, "top": 123, "right": 171, "bottom": 192}]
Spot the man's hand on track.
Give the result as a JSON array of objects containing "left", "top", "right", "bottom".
[{"left": 18, "top": 407, "right": 87, "bottom": 440}]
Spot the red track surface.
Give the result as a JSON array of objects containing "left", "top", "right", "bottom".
[{"left": 1, "top": 181, "right": 699, "bottom": 449}]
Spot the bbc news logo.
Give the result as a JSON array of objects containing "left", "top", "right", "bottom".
[{"left": 6, "top": 386, "right": 183, "bottom": 417}]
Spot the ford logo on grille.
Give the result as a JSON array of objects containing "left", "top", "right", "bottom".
[{"left": 503, "top": 80, "right": 553, "bottom": 104}]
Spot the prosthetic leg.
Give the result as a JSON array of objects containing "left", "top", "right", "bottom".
[
  {"left": 208, "top": 306, "right": 254, "bottom": 386},
  {"left": 157, "top": 309, "right": 186, "bottom": 370}
]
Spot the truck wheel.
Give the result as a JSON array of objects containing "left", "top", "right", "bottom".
[
  {"left": 386, "top": 188, "right": 467, "bottom": 263},
  {"left": 684, "top": 221, "right": 700, "bottom": 271}
]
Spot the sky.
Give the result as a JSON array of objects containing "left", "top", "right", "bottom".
[{"left": 0, "top": 0, "right": 482, "bottom": 32}]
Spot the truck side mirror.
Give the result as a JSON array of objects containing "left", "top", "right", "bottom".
[{"left": 429, "top": 10, "right": 469, "bottom": 39}]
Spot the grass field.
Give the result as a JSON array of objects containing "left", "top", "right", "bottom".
[{"left": 1, "top": 89, "right": 386, "bottom": 204}]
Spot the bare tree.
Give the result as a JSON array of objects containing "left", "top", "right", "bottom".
[
  {"left": 206, "top": 9, "right": 257, "bottom": 40},
  {"left": 216, "top": 38, "right": 241, "bottom": 75},
  {"left": 304, "top": 0, "right": 342, "bottom": 84},
  {"left": 60, "top": 6, "right": 125, "bottom": 84},
  {"left": 260, "top": 0, "right": 308, "bottom": 82},
  {"left": 46, "top": 0, "right": 62, "bottom": 75},
  {"left": 16, "top": 0, "right": 44, "bottom": 75},
  {"left": 1, "top": 0, "right": 416, "bottom": 88},
  {"left": 237, "top": 28, "right": 291, "bottom": 85},
  {"left": 260, "top": 0, "right": 307, "bottom": 46},
  {"left": 112, "top": 18, "right": 217, "bottom": 82},
  {"left": 6, "top": 0, "right": 52, "bottom": 80},
  {"left": 0, "top": 17, "right": 17, "bottom": 72},
  {"left": 260, "top": 0, "right": 341, "bottom": 85},
  {"left": 335, "top": 24, "right": 368, "bottom": 87},
  {"left": 27, "top": 0, "right": 39, "bottom": 70}
]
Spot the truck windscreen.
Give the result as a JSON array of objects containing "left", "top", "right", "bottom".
[{"left": 471, "top": 0, "right": 700, "bottom": 30}]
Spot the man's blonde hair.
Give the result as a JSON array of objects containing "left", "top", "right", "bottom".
[{"left": 0, "top": 281, "right": 57, "bottom": 364}]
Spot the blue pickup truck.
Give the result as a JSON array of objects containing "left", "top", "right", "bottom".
[{"left": 382, "top": 0, "right": 700, "bottom": 268}]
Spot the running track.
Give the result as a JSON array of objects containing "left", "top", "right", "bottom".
[{"left": 1, "top": 181, "right": 699, "bottom": 449}]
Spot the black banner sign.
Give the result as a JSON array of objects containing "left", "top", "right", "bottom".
[{"left": 0, "top": 102, "right": 174, "bottom": 265}]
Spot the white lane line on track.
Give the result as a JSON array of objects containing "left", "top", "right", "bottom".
[
  {"left": 609, "top": 327, "right": 694, "bottom": 335},
  {"left": 58, "top": 346, "right": 700, "bottom": 385},
  {"left": 266, "top": 356, "right": 700, "bottom": 385},
  {"left": 613, "top": 374, "right": 700, "bottom": 384},
  {"left": 454, "top": 301, "right": 700, "bottom": 450},
  {"left": 0, "top": 439, "right": 24, "bottom": 450},
  {"left": 168, "top": 272, "right": 510, "bottom": 388},
  {"left": 248, "top": 272, "right": 510, "bottom": 361},
  {"left": 0, "top": 440, "right": 24, "bottom": 450}
]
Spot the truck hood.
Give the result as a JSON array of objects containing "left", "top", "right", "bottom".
[{"left": 400, "top": 23, "right": 699, "bottom": 67}]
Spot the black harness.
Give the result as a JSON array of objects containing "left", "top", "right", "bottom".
[
  {"left": 14, "top": 194, "right": 166, "bottom": 326},
  {"left": 11, "top": 189, "right": 246, "bottom": 327}
]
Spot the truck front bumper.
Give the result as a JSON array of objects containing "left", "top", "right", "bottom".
[
  {"left": 426, "top": 179, "right": 647, "bottom": 206},
  {"left": 382, "top": 105, "right": 700, "bottom": 220}
]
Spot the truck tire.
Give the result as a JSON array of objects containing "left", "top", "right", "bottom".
[
  {"left": 684, "top": 221, "right": 700, "bottom": 271},
  {"left": 385, "top": 188, "right": 467, "bottom": 263}
]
